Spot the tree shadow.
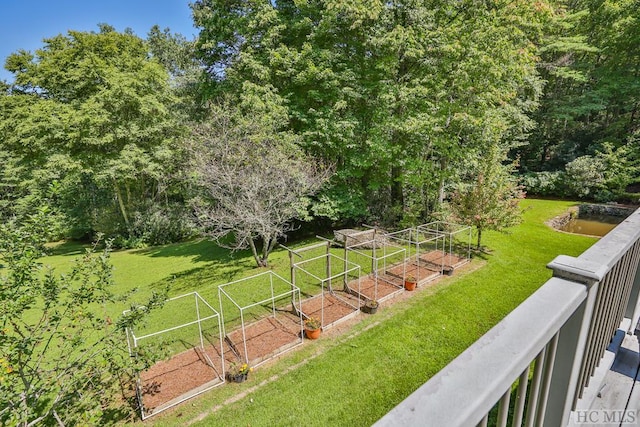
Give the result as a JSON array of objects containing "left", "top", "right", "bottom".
[
  {"left": 131, "top": 239, "right": 249, "bottom": 265},
  {"left": 147, "top": 262, "right": 252, "bottom": 295},
  {"left": 46, "top": 240, "right": 87, "bottom": 256},
  {"left": 471, "top": 248, "right": 493, "bottom": 261}
]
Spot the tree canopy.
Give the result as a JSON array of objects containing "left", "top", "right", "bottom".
[
  {"left": 192, "top": 0, "right": 550, "bottom": 224},
  {"left": 1, "top": 26, "right": 187, "bottom": 244}
]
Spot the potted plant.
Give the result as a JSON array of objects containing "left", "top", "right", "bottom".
[
  {"left": 404, "top": 275, "right": 417, "bottom": 291},
  {"left": 304, "top": 317, "right": 322, "bottom": 339},
  {"left": 227, "top": 362, "right": 252, "bottom": 383},
  {"left": 362, "top": 299, "right": 379, "bottom": 314}
]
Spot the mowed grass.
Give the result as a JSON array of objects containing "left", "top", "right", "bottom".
[{"left": 40, "top": 199, "right": 596, "bottom": 426}]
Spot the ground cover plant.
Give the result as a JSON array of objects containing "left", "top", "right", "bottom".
[{"left": 30, "top": 198, "right": 592, "bottom": 425}]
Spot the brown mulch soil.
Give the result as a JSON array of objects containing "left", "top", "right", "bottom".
[
  {"left": 300, "top": 291, "right": 361, "bottom": 328},
  {"left": 427, "top": 251, "right": 468, "bottom": 270},
  {"left": 140, "top": 345, "right": 224, "bottom": 416},
  {"left": 225, "top": 312, "right": 303, "bottom": 366},
  {"left": 354, "top": 273, "right": 403, "bottom": 302},
  {"left": 136, "top": 251, "right": 471, "bottom": 417}
]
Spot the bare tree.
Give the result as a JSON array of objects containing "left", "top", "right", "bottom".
[{"left": 188, "top": 106, "right": 331, "bottom": 267}]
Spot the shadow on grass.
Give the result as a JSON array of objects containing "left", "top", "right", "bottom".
[
  {"left": 148, "top": 261, "right": 253, "bottom": 295},
  {"left": 46, "top": 240, "right": 87, "bottom": 256},
  {"left": 131, "top": 239, "right": 236, "bottom": 263}
]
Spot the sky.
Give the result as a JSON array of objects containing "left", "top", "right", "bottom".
[{"left": 0, "top": 0, "right": 197, "bottom": 82}]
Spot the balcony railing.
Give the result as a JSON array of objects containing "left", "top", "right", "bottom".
[{"left": 375, "top": 207, "right": 640, "bottom": 427}]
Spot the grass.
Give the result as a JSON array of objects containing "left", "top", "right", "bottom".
[{"left": 40, "top": 199, "right": 595, "bottom": 426}]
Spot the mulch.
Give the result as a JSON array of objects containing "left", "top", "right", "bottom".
[
  {"left": 300, "top": 291, "right": 361, "bottom": 328},
  {"left": 135, "top": 250, "right": 470, "bottom": 417},
  {"left": 225, "top": 312, "right": 303, "bottom": 366},
  {"left": 140, "top": 345, "right": 224, "bottom": 416}
]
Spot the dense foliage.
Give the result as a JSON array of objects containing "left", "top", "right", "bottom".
[
  {"left": 193, "top": 0, "right": 549, "bottom": 225},
  {"left": 1, "top": 1, "right": 638, "bottom": 247},
  {"left": 517, "top": 0, "right": 640, "bottom": 199},
  {"left": 1, "top": 25, "right": 192, "bottom": 246},
  {"left": 0, "top": 212, "right": 164, "bottom": 425}
]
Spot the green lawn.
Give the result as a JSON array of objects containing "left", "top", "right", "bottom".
[{"left": 42, "top": 199, "right": 595, "bottom": 426}]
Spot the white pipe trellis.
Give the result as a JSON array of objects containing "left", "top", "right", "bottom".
[
  {"left": 123, "top": 291, "right": 224, "bottom": 420},
  {"left": 419, "top": 221, "right": 472, "bottom": 270},
  {"left": 335, "top": 229, "right": 407, "bottom": 301},
  {"left": 385, "top": 228, "right": 445, "bottom": 284},
  {"left": 217, "top": 271, "right": 304, "bottom": 368},
  {"left": 288, "top": 242, "right": 362, "bottom": 329}
]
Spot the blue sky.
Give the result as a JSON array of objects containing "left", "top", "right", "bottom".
[{"left": 0, "top": 1, "right": 197, "bottom": 82}]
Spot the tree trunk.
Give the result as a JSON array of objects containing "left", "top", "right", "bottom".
[
  {"left": 476, "top": 227, "right": 482, "bottom": 250},
  {"left": 248, "top": 238, "right": 267, "bottom": 267},
  {"left": 438, "top": 158, "right": 448, "bottom": 205},
  {"left": 113, "top": 180, "right": 131, "bottom": 235}
]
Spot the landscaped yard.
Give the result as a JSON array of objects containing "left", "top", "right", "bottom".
[{"left": 42, "top": 199, "right": 596, "bottom": 425}]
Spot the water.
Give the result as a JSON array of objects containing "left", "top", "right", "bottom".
[{"left": 561, "top": 215, "right": 625, "bottom": 237}]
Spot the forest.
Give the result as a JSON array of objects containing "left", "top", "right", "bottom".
[{"left": 1, "top": 0, "right": 639, "bottom": 260}]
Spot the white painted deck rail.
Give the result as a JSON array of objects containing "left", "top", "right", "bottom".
[{"left": 375, "top": 207, "right": 640, "bottom": 427}]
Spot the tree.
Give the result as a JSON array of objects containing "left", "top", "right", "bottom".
[
  {"left": 520, "top": 0, "right": 640, "bottom": 174},
  {"left": 447, "top": 145, "right": 525, "bottom": 250},
  {"left": 188, "top": 104, "right": 330, "bottom": 267},
  {"left": 0, "top": 25, "right": 186, "bottom": 242},
  {"left": 0, "top": 211, "right": 165, "bottom": 426},
  {"left": 192, "top": 0, "right": 550, "bottom": 225}
]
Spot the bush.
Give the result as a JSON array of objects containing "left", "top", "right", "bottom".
[
  {"left": 519, "top": 171, "right": 563, "bottom": 196},
  {"left": 563, "top": 155, "right": 607, "bottom": 199},
  {"left": 131, "top": 204, "right": 198, "bottom": 246}
]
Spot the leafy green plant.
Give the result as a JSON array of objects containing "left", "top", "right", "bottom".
[
  {"left": 0, "top": 212, "right": 165, "bottom": 425},
  {"left": 304, "top": 317, "right": 321, "bottom": 331},
  {"left": 228, "top": 362, "right": 252, "bottom": 376}
]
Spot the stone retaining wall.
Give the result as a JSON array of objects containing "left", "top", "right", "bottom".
[{"left": 578, "top": 203, "right": 636, "bottom": 218}]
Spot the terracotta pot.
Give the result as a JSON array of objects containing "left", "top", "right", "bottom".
[
  {"left": 305, "top": 327, "right": 321, "bottom": 340},
  {"left": 404, "top": 279, "right": 417, "bottom": 291}
]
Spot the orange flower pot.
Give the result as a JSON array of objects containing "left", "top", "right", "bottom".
[
  {"left": 404, "top": 279, "right": 417, "bottom": 291},
  {"left": 305, "top": 328, "right": 321, "bottom": 339}
]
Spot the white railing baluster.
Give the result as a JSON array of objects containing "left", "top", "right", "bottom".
[
  {"left": 536, "top": 332, "right": 559, "bottom": 424},
  {"left": 513, "top": 365, "right": 530, "bottom": 426},
  {"left": 524, "top": 349, "right": 546, "bottom": 427},
  {"left": 497, "top": 389, "right": 511, "bottom": 427},
  {"left": 374, "top": 207, "right": 640, "bottom": 427}
]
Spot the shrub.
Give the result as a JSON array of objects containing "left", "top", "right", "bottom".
[
  {"left": 563, "top": 155, "right": 607, "bottom": 199},
  {"left": 519, "top": 171, "right": 563, "bottom": 196}
]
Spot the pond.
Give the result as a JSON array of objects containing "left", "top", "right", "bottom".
[{"left": 560, "top": 214, "right": 625, "bottom": 237}]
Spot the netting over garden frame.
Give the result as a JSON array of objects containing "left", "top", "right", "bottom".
[
  {"left": 285, "top": 240, "right": 362, "bottom": 330},
  {"left": 385, "top": 227, "right": 446, "bottom": 285},
  {"left": 124, "top": 292, "right": 224, "bottom": 420},
  {"left": 418, "top": 221, "right": 472, "bottom": 271},
  {"left": 218, "top": 271, "right": 304, "bottom": 369},
  {"left": 334, "top": 228, "right": 406, "bottom": 302}
]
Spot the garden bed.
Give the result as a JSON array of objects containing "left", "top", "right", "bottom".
[
  {"left": 139, "top": 343, "right": 227, "bottom": 416},
  {"left": 224, "top": 312, "right": 302, "bottom": 366},
  {"left": 300, "top": 291, "right": 362, "bottom": 328}
]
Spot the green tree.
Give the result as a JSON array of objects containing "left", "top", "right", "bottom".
[
  {"left": 0, "top": 212, "right": 164, "bottom": 425},
  {"left": 1, "top": 26, "right": 185, "bottom": 242},
  {"left": 192, "top": 0, "right": 550, "bottom": 225},
  {"left": 520, "top": 0, "right": 640, "bottom": 174},
  {"left": 447, "top": 145, "right": 525, "bottom": 250}
]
